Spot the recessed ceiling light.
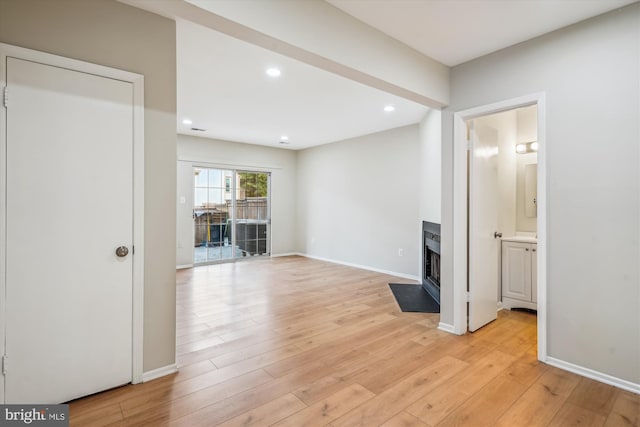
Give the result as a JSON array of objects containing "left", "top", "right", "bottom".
[
  {"left": 266, "top": 67, "right": 281, "bottom": 77},
  {"left": 280, "top": 135, "right": 289, "bottom": 141},
  {"left": 384, "top": 105, "right": 395, "bottom": 112},
  {"left": 182, "top": 118, "right": 193, "bottom": 125}
]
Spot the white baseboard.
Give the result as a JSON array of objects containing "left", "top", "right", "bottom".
[
  {"left": 176, "top": 264, "right": 193, "bottom": 270},
  {"left": 142, "top": 363, "right": 178, "bottom": 382},
  {"left": 545, "top": 356, "right": 640, "bottom": 394},
  {"left": 300, "top": 253, "right": 420, "bottom": 281},
  {"left": 270, "top": 252, "right": 301, "bottom": 258},
  {"left": 437, "top": 322, "right": 458, "bottom": 335}
]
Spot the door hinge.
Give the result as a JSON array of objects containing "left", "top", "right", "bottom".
[
  {"left": 2, "top": 355, "right": 7, "bottom": 375},
  {"left": 3, "top": 87, "right": 7, "bottom": 108},
  {"left": 132, "top": 245, "right": 135, "bottom": 255}
]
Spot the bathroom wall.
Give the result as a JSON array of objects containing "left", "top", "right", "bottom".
[{"left": 516, "top": 106, "right": 538, "bottom": 232}]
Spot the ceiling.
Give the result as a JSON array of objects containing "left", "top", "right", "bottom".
[
  {"left": 177, "top": 0, "right": 637, "bottom": 150},
  {"left": 327, "top": 0, "right": 637, "bottom": 67},
  {"left": 177, "top": 19, "right": 429, "bottom": 150}
]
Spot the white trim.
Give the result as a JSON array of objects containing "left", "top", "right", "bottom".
[
  {"left": 452, "top": 115, "right": 469, "bottom": 335},
  {"left": 0, "top": 43, "right": 145, "bottom": 390},
  {"left": 300, "top": 253, "right": 420, "bottom": 281},
  {"left": 535, "top": 95, "right": 547, "bottom": 362},
  {"left": 178, "top": 155, "right": 283, "bottom": 171},
  {"left": 176, "top": 264, "right": 193, "bottom": 270},
  {"left": 131, "top": 58, "right": 145, "bottom": 386},
  {"left": 142, "top": 364, "right": 178, "bottom": 383},
  {"left": 437, "top": 322, "right": 458, "bottom": 334},
  {"left": 546, "top": 357, "right": 640, "bottom": 394},
  {"left": 270, "top": 252, "right": 300, "bottom": 258},
  {"left": 0, "top": 46, "right": 6, "bottom": 405},
  {"left": 452, "top": 92, "right": 547, "bottom": 362}
]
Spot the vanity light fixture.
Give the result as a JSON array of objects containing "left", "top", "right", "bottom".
[
  {"left": 384, "top": 105, "right": 395, "bottom": 112},
  {"left": 266, "top": 67, "right": 281, "bottom": 77},
  {"left": 516, "top": 141, "right": 538, "bottom": 154}
]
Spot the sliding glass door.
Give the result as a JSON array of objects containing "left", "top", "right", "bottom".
[
  {"left": 193, "top": 167, "right": 270, "bottom": 264},
  {"left": 193, "top": 167, "right": 234, "bottom": 263},
  {"left": 235, "top": 171, "right": 270, "bottom": 257}
]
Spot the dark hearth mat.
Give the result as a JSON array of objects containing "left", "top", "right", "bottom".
[{"left": 388, "top": 283, "right": 440, "bottom": 313}]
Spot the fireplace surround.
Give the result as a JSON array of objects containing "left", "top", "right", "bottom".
[{"left": 422, "top": 221, "right": 441, "bottom": 305}]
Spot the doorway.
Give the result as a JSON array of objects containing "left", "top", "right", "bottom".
[
  {"left": 452, "top": 93, "right": 547, "bottom": 362},
  {"left": 467, "top": 105, "right": 538, "bottom": 332},
  {"left": 193, "top": 167, "right": 271, "bottom": 264},
  {"left": 0, "top": 44, "right": 144, "bottom": 403}
]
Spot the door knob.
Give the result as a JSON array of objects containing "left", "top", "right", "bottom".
[
  {"left": 115, "top": 246, "right": 129, "bottom": 257},
  {"left": 494, "top": 232, "right": 502, "bottom": 239}
]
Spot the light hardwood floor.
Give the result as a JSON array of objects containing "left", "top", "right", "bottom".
[{"left": 69, "top": 256, "right": 639, "bottom": 426}]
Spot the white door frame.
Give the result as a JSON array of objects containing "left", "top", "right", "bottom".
[
  {"left": 0, "top": 43, "right": 145, "bottom": 400},
  {"left": 452, "top": 92, "right": 547, "bottom": 362}
]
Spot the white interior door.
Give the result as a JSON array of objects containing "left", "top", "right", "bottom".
[
  {"left": 468, "top": 121, "right": 500, "bottom": 332},
  {"left": 4, "top": 57, "right": 134, "bottom": 403}
]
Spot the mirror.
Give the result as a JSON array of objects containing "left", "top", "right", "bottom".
[{"left": 524, "top": 163, "right": 537, "bottom": 218}]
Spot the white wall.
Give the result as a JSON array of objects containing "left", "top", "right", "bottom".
[
  {"left": 441, "top": 4, "right": 640, "bottom": 384},
  {"left": 517, "top": 104, "right": 538, "bottom": 142},
  {"left": 419, "top": 109, "right": 442, "bottom": 281},
  {"left": 177, "top": 135, "right": 298, "bottom": 267},
  {"left": 419, "top": 109, "right": 442, "bottom": 225},
  {"left": 297, "top": 125, "right": 421, "bottom": 279},
  {"left": 515, "top": 107, "right": 538, "bottom": 232},
  {"left": 516, "top": 153, "right": 538, "bottom": 232}
]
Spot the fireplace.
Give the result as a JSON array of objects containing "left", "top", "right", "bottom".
[{"left": 422, "top": 221, "right": 441, "bottom": 305}]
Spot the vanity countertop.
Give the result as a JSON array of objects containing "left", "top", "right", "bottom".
[{"left": 501, "top": 236, "right": 537, "bottom": 243}]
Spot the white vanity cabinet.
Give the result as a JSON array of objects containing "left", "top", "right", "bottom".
[{"left": 501, "top": 238, "right": 537, "bottom": 310}]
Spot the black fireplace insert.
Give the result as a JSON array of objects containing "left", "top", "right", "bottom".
[{"left": 422, "top": 221, "right": 441, "bottom": 305}]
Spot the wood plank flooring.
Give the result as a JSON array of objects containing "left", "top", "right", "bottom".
[{"left": 69, "top": 256, "right": 639, "bottom": 426}]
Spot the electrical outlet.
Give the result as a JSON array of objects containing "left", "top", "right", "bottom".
[{"left": 398, "top": 248, "right": 404, "bottom": 257}]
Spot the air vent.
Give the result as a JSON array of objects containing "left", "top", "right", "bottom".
[{"left": 191, "top": 127, "right": 206, "bottom": 132}]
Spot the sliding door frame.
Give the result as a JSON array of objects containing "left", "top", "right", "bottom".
[{"left": 191, "top": 163, "right": 271, "bottom": 265}]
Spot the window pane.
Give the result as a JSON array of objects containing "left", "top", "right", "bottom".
[
  {"left": 194, "top": 168, "right": 208, "bottom": 187},
  {"left": 194, "top": 188, "right": 207, "bottom": 208},
  {"left": 208, "top": 188, "right": 224, "bottom": 206},
  {"left": 208, "top": 169, "right": 223, "bottom": 188}
]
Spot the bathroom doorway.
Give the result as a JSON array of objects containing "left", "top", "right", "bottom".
[
  {"left": 452, "top": 93, "right": 547, "bottom": 362},
  {"left": 468, "top": 105, "right": 538, "bottom": 331}
]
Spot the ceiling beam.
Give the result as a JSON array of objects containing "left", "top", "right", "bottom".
[{"left": 119, "top": 0, "right": 449, "bottom": 108}]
